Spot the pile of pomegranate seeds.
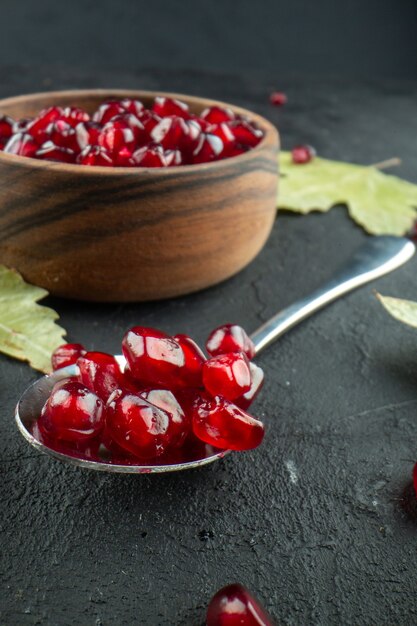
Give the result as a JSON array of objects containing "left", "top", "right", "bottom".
[
  {"left": 34, "top": 323, "right": 265, "bottom": 464},
  {"left": 0, "top": 97, "right": 263, "bottom": 167}
]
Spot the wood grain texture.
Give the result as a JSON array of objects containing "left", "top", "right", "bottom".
[{"left": 0, "top": 90, "right": 279, "bottom": 301}]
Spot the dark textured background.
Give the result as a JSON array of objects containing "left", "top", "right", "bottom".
[{"left": 1, "top": 65, "right": 417, "bottom": 625}]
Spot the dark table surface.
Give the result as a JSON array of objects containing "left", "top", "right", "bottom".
[{"left": 1, "top": 66, "right": 417, "bottom": 626}]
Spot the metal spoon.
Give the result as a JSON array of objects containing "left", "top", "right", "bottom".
[{"left": 15, "top": 236, "right": 415, "bottom": 473}]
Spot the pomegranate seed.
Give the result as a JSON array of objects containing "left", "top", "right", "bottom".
[
  {"left": 164, "top": 149, "right": 183, "bottom": 166},
  {"left": 192, "top": 133, "right": 223, "bottom": 164},
  {"left": 206, "top": 324, "right": 255, "bottom": 359},
  {"left": 119, "top": 98, "right": 144, "bottom": 117},
  {"left": 4, "top": 133, "right": 39, "bottom": 158},
  {"left": 235, "top": 362, "right": 264, "bottom": 410},
  {"left": 192, "top": 394, "right": 264, "bottom": 451},
  {"left": 208, "top": 122, "right": 235, "bottom": 153},
  {"left": 75, "top": 121, "right": 101, "bottom": 150},
  {"left": 0, "top": 115, "right": 14, "bottom": 141},
  {"left": 51, "top": 343, "right": 86, "bottom": 371},
  {"left": 227, "top": 121, "right": 262, "bottom": 148},
  {"left": 152, "top": 96, "right": 190, "bottom": 119},
  {"left": 46, "top": 120, "right": 80, "bottom": 152},
  {"left": 98, "top": 118, "right": 136, "bottom": 153},
  {"left": 77, "top": 145, "right": 114, "bottom": 166},
  {"left": 173, "top": 334, "right": 206, "bottom": 387},
  {"left": 33, "top": 421, "right": 100, "bottom": 461},
  {"left": 203, "top": 352, "right": 251, "bottom": 400},
  {"left": 35, "top": 142, "right": 76, "bottom": 163},
  {"left": 269, "top": 91, "right": 287, "bottom": 106},
  {"left": 137, "top": 110, "right": 162, "bottom": 136},
  {"left": 77, "top": 351, "right": 123, "bottom": 401},
  {"left": 38, "top": 380, "right": 105, "bottom": 443},
  {"left": 122, "top": 326, "right": 191, "bottom": 388},
  {"left": 291, "top": 144, "right": 316, "bottom": 164},
  {"left": 13, "top": 118, "right": 33, "bottom": 133},
  {"left": 61, "top": 106, "right": 90, "bottom": 126},
  {"left": 139, "top": 388, "right": 190, "bottom": 448},
  {"left": 92, "top": 100, "right": 126, "bottom": 125},
  {"left": 132, "top": 144, "right": 167, "bottom": 167},
  {"left": 114, "top": 146, "right": 135, "bottom": 167},
  {"left": 201, "top": 105, "right": 235, "bottom": 124},
  {"left": 26, "top": 106, "right": 63, "bottom": 138},
  {"left": 207, "top": 584, "right": 274, "bottom": 626},
  {"left": 106, "top": 390, "right": 181, "bottom": 458},
  {"left": 151, "top": 116, "right": 191, "bottom": 151}
]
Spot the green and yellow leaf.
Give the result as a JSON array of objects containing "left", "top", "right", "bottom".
[{"left": 376, "top": 293, "right": 417, "bottom": 329}]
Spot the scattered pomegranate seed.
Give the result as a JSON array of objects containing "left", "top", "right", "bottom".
[
  {"left": 269, "top": 91, "right": 287, "bottom": 106},
  {"left": 291, "top": 144, "right": 316, "bottom": 164},
  {"left": 206, "top": 323, "right": 256, "bottom": 359},
  {"left": 38, "top": 380, "right": 105, "bottom": 443},
  {"left": 77, "top": 145, "right": 114, "bottom": 167},
  {"left": 192, "top": 394, "right": 264, "bottom": 451},
  {"left": 51, "top": 343, "right": 86, "bottom": 371},
  {"left": 77, "top": 351, "right": 124, "bottom": 401},
  {"left": 207, "top": 583, "right": 274, "bottom": 626},
  {"left": 203, "top": 352, "right": 252, "bottom": 400}
]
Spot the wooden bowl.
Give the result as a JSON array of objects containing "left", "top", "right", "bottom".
[{"left": 0, "top": 89, "right": 279, "bottom": 302}]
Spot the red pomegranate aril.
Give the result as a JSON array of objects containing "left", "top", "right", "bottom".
[
  {"left": 51, "top": 343, "right": 86, "bottom": 371},
  {"left": 139, "top": 388, "right": 190, "bottom": 448},
  {"left": 201, "top": 105, "right": 235, "bottom": 124},
  {"left": 119, "top": 98, "right": 144, "bottom": 117},
  {"left": 98, "top": 119, "right": 136, "bottom": 153},
  {"left": 192, "top": 133, "right": 223, "bottom": 164},
  {"left": 33, "top": 421, "right": 100, "bottom": 461},
  {"left": 75, "top": 121, "right": 101, "bottom": 150},
  {"left": 152, "top": 96, "right": 190, "bottom": 119},
  {"left": 4, "top": 133, "right": 39, "bottom": 158},
  {"left": 292, "top": 144, "right": 316, "bottom": 164},
  {"left": 270, "top": 91, "right": 287, "bottom": 106},
  {"left": 92, "top": 100, "right": 126, "bottom": 125},
  {"left": 77, "top": 351, "right": 123, "bottom": 401},
  {"left": 173, "top": 334, "right": 206, "bottom": 387},
  {"left": 38, "top": 380, "right": 105, "bottom": 443},
  {"left": 13, "top": 118, "right": 33, "bottom": 133},
  {"left": 61, "top": 106, "right": 90, "bottom": 126},
  {"left": 151, "top": 116, "right": 192, "bottom": 151},
  {"left": 47, "top": 120, "right": 80, "bottom": 152},
  {"left": 203, "top": 352, "right": 251, "bottom": 400},
  {"left": 164, "top": 149, "right": 183, "bottom": 166},
  {"left": 35, "top": 142, "right": 76, "bottom": 163},
  {"left": 0, "top": 115, "right": 14, "bottom": 141},
  {"left": 132, "top": 144, "right": 167, "bottom": 167},
  {"left": 206, "top": 323, "right": 256, "bottom": 359},
  {"left": 235, "top": 362, "right": 264, "bottom": 410},
  {"left": 192, "top": 394, "right": 264, "bottom": 451},
  {"left": 77, "top": 145, "right": 114, "bottom": 166},
  {"left": 106, "top": 391, "right": 178, "bottom": 458},
  {"left": 27, "top": 106, "right": 64, "bottom": 137},
  {"left": 115, "top": 146, "right": 135, "bottom": 167},
  {"left": 122, "top": 326, "right": 188, "bottom": 388},
  {"left": 207, "top": 584, "right": 274, "bottom": 626},
  {"left": 137, "top": 110, "right": 162, "bottom": 135},
  {"left": 227, "top": 120, "right": 262, "bottom": 148}
]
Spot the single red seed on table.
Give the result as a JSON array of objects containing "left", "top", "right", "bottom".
[
  {"left": 201, "top": 105, "right": 235, "bottom": 124},
  {"left": 291, "top": 144, "right": 316, "bottom": 164},
  {"left": 192, "top": 133, "right": 223, "bottom": 164},
  {"left": 35, "top": 142, "right": 76, "bottom": 163},
  {"left": 207, "top": 583, "right": 274, "bottom": 626},
  {"left": 106, "top": 390, "right": 181, "bottom": 458},
  {"left": 4, "top": 133, "right": 39, "bottom": 157},
  {"left": 38, "top": 380, "right": 105, "bottom": 443},
  {"left": 227, "top": 120, "right": 262, "bottom": 148},
  {"left": 152, "top": 96, "right": 190, "bottom": 119},
  {"left": 192, "top": 394, "right": 265, "bottom": 451},
  {"left": 172, "top": 334, "right": 206, "bottom": 388},
  {"left": 269, "top": 91, "right": 287, "bottom": 106},
  {"left": 234, "top": 362, "right": 264, "bottom": 410},
  {"left": 122, "top": 326, "right": 191, "bottom": 388},
  {"left": 98, "top": 119, "right": 136, "bottom": 153},
  {"left": 203, "top": 352, "right": 251, "bottom": 400},
  {"left": 206, "top": 323, "right": 256, "bottom": 359},
  {"left": 77, "top": 145, "right": 115, "bottom": 166},
  {"left": 51, "top": 343, "right": 86, "bottom": 371},
  {"left": 77, "top": 351, "right": 124, "bottom": 401},
  {"left": 132, "top": 144, "right": 167, "bottom": 167}
]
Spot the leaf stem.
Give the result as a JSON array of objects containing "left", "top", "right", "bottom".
[{"left": 371, "top": 157, "right": 402, "bottom": 170}]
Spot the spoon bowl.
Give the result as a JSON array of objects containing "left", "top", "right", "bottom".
[{"left": 15, "top": 236, "right": 415, "bottom": 473}]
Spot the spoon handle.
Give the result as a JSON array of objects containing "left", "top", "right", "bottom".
[{"left": 250, "top": 236, "right": 415, "bottom": 355}]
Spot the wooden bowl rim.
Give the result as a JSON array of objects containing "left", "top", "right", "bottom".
[{"left": 0, "top": 88, "right": 279, "bottom": 175}]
